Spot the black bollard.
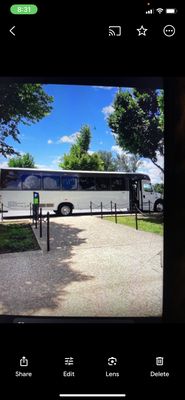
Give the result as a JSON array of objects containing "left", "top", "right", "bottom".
[
  {"left": 101, "top": 202, "right": 103, "bottom": 219},
  {"left": 115, "top": 203, "right": 117, "bottom": 224},
  {"left": 47, "top": 212, "right": 50, "bottom": 251},
  {"left": 135, "top": 208, "right": 138, "bottom": 230},
  {"left": 1, "top": 203, "right": 3, "bottom": 222},
  {"left": 39, "top": 207, "right": 42, "bottom": 238}
]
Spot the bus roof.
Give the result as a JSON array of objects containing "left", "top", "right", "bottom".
[{"left": 0, "top": 167, "right": 150, "bottom": 180}]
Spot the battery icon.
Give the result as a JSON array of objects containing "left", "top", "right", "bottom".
[{"left": 165, "top": 8, "right": 177, "bottom": 14}]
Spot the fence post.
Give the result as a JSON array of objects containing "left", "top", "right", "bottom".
[
  {"left": 32, "top": 204, "right": 34, "bottom": 225},
  {"left": 110, "top": 201, "right": 113, "bottom": 213},
  {"left": 39, "top": 207, "right": 42, "bottom": 238},
  {"left": 0, "top": 203, "right": 3, "bottom": 222},
  {"left": 100, "top": 202, "right": 103, "bottom": 219},
  {"left": 115, "top": 203, "right": 117, "bottom": 224},
  {"left": 148, "top": 200, "right": 151, "bottom": 214},
  {"left": 135, "top": 208, "right": 138, "bottom": 230},
  {"left": 35, "top": 208, "right": 38, "bottom": 229},
  {"left": 47, "top": 212, "right": 50, "bottom": 251},
  {"left": 90, "top": 201, "right": 92, "bottom": 215}
]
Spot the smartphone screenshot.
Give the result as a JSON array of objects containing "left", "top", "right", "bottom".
[{"left": 0, "top": 1, "right": 184, "bottom": 398}]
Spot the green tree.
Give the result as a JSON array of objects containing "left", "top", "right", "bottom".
[
  {"left": 108, "top": 88, "right": 164, "bottom": 173},
  {"left": 0, "top": 83, "right": 53, "bottom": 157},
  {"left": 97, "top": 151, "right": 117, "bottom": 171},
  {"left": 59, "top": 125, "right": 104, "bottom": 170},
  {"left": 153, "top": 183, "right": 164, "bottom": 195},
  {"left": 8, "top": 152, "right": 36, "bottom": 168},
  {"left": 76, "top": 124, "right": 91, "bottom": 152},
  {"left": 115, "top": 153, "right": 142, "bottom": 172}
]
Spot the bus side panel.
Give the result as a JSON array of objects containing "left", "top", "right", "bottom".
[
  {"left": 0, "top": 190, "right": 130, "bottom": 213},
  {"left": 55, "top": 190, "right": 130, "bottom": 211}
]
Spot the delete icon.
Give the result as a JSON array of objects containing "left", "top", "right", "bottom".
[{"left": 156, "top": 357, "right": 164, "bottom": 366}]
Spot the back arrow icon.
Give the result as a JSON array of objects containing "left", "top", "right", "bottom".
[{"left": 10, "top": 26, "right": 16, "bottom": 36}]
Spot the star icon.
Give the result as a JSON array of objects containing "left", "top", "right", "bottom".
[{"left": 137, "top": 25, "right": 148, "bottom": 36}]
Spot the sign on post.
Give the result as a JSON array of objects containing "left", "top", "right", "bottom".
[
  {"left": 33, "top": 192, "right": 40, "bottom": 206},
  {"left": 33, "top": 192, "right": 40, "bottom": 226}
]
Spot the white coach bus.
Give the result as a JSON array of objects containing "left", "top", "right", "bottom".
[{"left": 0, "top": 167, "right": 163, "bottom": 215}]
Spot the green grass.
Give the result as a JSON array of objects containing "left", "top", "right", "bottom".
[
  {"left": 104, "top": 215, "right": 163, "bottom": 235},
  {"left": 0, "top": 223, "right": 40, "bottom": 253}
]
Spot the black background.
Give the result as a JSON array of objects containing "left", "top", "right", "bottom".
[{"left": 0, "top": 1, "right": 185, "bottom": 398}]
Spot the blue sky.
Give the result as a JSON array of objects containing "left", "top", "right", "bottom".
[{"left": 0, "top": 84, "right": 164, "bottom": 183}]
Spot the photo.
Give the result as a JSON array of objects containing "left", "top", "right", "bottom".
[{"left": 0, "top": 80, "right": 164, "bottom": 318}]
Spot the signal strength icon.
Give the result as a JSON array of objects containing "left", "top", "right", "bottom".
[
  {"left": 108, "top": 26, "right": 121, "bottom": 37},
  {"left": 145, "top": 9, "right": 154, "bottom": 14},
  {"left": 156, "top": 8, "right": 164, "bottom": 14}
]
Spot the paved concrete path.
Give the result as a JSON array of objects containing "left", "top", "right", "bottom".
[{"left": 0, "top": 216, "right": 163, "bottom": 317}]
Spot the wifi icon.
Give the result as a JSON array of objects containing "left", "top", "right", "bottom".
[{"left": 156, "top": 8, "right": 164, "bottom": 14}]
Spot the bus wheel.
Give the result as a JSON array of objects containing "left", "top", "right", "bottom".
[
  {"left": 58, "top": 203, "right": 72, "bottom": 216},
  {"left": 154, "top": 200, "right": 164, "bottom": 212}
]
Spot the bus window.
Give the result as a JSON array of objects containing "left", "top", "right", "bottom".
[
  {"left": 96, "top": 175, "right": 110, "bottom": 190},
  {"left": 143, "top": 182, "right": 153, "bottom": 192},
  {"left": 22, "top": 174, "right": 41, "bottom": 190},
  {"left": 1, "top": 170, "right": 22, "bottom": 189},
  {"left": 111, "top": 176, "right": 126, "bottom": 190},
  {"left": 43, "top": 175, "right": 60, "bottom": 190},
  {"left": 79, "top": 176, "right": 95, "bottom": 190},
  {"left": 62, "top": 176, "right": 78, "bottom": 190}
]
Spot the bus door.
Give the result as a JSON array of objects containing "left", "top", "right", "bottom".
[
  {"left": 129, "top": 179, "right": 142, "bottom": 211},
  {"left": 141, "top": 180, "right": 156, "bottom": 211}
]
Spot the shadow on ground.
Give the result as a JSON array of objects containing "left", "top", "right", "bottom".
[{"left": 0, "top": 221, "right": 94, "bottom": 315}]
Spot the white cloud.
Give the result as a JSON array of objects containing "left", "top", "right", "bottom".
[
  {"left": 112, "top": 145, "right": 134, "bottom": 159},
  {"left": 35, "top": 163, "right": 53, "bottom": 170},
  {"left": 111, "top": 145, "right": 124, "bottom": 156},
  {"left": 87, "top": 150, "right": 94, "bottom": 155},
  {"left": 102, "top": 105, "right": 114, "bottom": 119},
  {"left": 110, "top": 147, "right": 164, "bottom": 183},
  {"left": 137, "top": 155, "right": 164, "bottom": 184},
  {"left": 47, "top": 139, "right": 53, "bottom": 144},
  {"left": 51, "top": 156, "right": 61, "bottom": 167},
  {"left": 36, "top": 155, "right": 62, "bottom": 170},
  {"left": 58, "top": 132, "right": 80, "bottom": 144},
  {"left": 93, "top": 86, "right": 115, "bottom": 90},
  {"left": 0, "top": 160, "right": 8, "bottom": 168}
]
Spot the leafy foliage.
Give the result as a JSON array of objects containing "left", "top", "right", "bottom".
[
  {"left": 97, "top": 150, "right": 142, "bottom": 172},
  {"left": 97, "top": 151, "right": 117, "bottom": 171},
  {"left": 59, "top": 125, "right": 104, "bottom": 170},
  {"left": 0, "top": 83, "right": 53, "bottom": 157},
  {"left": 115, "top": 153, "right": 142, "bottom": 172},
  {"left": 8, "top": 152, "right": 36, "bottom": 168},
  {"left": 153, "top": 183, "right": 164, "bottom": 195},
  {"left": 108, "top": 89, "right": 164, "bottom": 173}
]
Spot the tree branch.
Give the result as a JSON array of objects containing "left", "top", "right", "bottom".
[{"left": 151, "top": 159, "right": 164, "bottom": 173}]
